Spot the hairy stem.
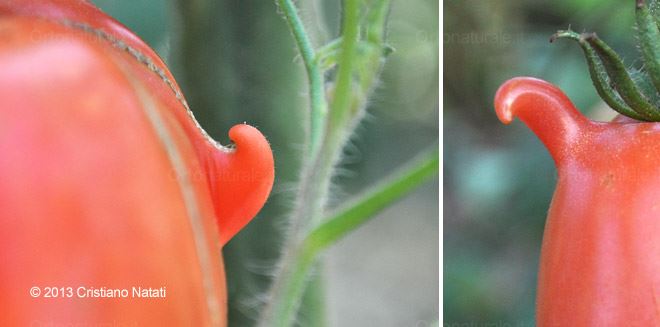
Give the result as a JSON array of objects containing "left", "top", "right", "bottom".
[
  {"left": 258, "top": 140, "right": 336, "bottom": 326},
  {"left": 260, "top": 0, "right": 362, "bottom": 325},
  {"left": 260, "top": 0, "right": 395, "bottom": 325},
  {"left": 307, "top": 148, "right": 439, "bottom": 250},
  {"left": 329, "top": 0, "right": 361, "bottom": 129},
  {"left": 261, "top": 148, "right": 438, "bottom": 326},
  {"left": 277, "top": 0, "right": 328, "bottom": 155}
]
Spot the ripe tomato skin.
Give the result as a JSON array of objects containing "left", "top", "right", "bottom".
[
  {"left": 0, "top": 1, "right": 273, "bottom": 326},
  {"left": 495, "top": 77, "right": 660, "bottom": 326}
]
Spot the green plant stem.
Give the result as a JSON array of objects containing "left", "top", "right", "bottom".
[
  {"left": 307, "top": 148, "right": 439, "bottom": 250},
  {"left": 260, "top": 1, "right": 395, "bottom": 325},
  {"left": 356, "top": 0, "right": 390, "bottom": 105},
  {"left": 329, "top": 0, "right": 361, "bottom": 128},
  {"left": 297, "top": 265, "right": 327, "bottom": 327},
  {"left": 315, "top": 37, "right": 343, "bottom": 70},
  {"left": 277, "top": 0, "right": 327, "bottom": 155},
  {"left": 262, "top": 243, "right": 318, "bottom": 327},
  {"left": 261, "top": 149, "right": 439, "bottom": 326},
  {"left": 258, "top": 146, "right": 335, "bottom": 327},
  {"left": 261, "top": 1, "right": 365, "bottom": 324}
]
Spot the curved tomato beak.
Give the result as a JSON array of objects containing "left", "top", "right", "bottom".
[{"left": 203, "top": 124, "right": 275, "bottom": 246}]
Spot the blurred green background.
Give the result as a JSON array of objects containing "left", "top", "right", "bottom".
[
  {"left": 92, "top": 0, "right": 438, "bottom": 326},
  {"left": 444, "top": 0, "right": 639, "bottom": 325}
]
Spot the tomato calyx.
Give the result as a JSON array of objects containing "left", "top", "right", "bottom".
[{"left": 550, "top": 0, "right": 660, "bottom": 121}]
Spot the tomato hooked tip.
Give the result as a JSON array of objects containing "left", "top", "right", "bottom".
[
  {"left": 204, "top": 124, "right": 275, "bottom": 246},
  {"left": 494, "top": 77, "right": 550, "bottom": 124},
  {"left": 494, "top": 77, "right": 591, "bottom": 164}
]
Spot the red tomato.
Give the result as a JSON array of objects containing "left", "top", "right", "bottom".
[
  {"left": 0, "top": 1, "right": 274, "bottom": 326},
  {"left": 495, "top": 77, "right": 660, "bottom": 325}
]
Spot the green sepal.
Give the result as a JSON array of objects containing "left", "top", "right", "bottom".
[
  {"left": 551, "top": 30, "right": 650, "bottom": 120},
  {"left": 628, "top": 68, "right": 660, "bottom": 110},
  {"left": 636, "top": 0, "right": 660, "bottom": 92},
  {"left": 585, "top": 33, "right": 660, "bottom": 119}
]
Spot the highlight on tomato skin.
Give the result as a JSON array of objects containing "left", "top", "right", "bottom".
[{"left": 0, "top": 0, "right": 274, "bottom": 326}]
